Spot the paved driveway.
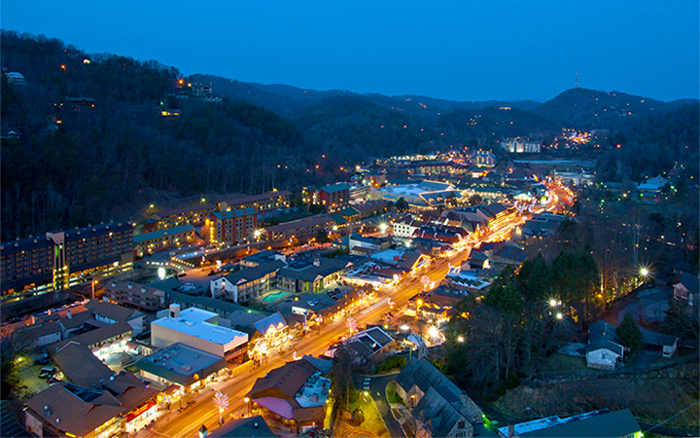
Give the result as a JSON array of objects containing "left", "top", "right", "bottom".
[{"left": 354, "top": 373, "right": 405, "bottom": 438}]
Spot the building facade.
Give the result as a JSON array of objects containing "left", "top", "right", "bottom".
[
  {"left": 207, "top": 207, "right": 258, "bottom": 246},
  {"left": 1, "top": 222, "right": 133, "bottom": 293}
]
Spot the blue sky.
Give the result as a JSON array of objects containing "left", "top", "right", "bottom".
[{"left": 2, "top": 1, "right": 698, "bottom": 101}]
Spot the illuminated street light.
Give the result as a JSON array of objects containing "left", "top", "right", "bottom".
[
  {"left": 639, "top": 268, "right": 649, "bottom": 277},
  {"left": 428, "top": 326, "right": 439, "bottom": 339},
  {"left": 549, "top": 298, "right": 558, "bottom": 307},
  {"left": 556, "top": 312, "right": 563, "bottom": 320},
  {"left": 457, "top": 335, "right": 465, "bottom": 343},
  {"left": 400, "top": 325, "right": 410, "bottom": 331},
  {"left": 379, "top": 223, "right": 388, "bottom": 234}
]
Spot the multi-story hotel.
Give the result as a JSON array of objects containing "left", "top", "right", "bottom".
[
  {"left": 1, "top": 222, "right": 133, "bottom": 294},
  {"left": 207, "top": 207, "right": 258, "bottom": 246}
]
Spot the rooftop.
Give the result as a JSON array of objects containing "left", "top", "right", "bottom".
[
  {"left": 212, "top": 207, "right": 257, "bottom": 220},
  {"left": 152, "top": 307, "right": 248, "bottom": 347},
  {"left": 320, "top": 183, "right": 351, "bottom": 194},
  {"left": 501, "top": 409, "right": 641, "bottom": 438},
  {"left": 134, "top": 343, "right": 227, "bottom": 387},
  {"left": 25, "top": 372, "right": 158, "bottom": 437},
  {"left": 133, "top": 224, "right": 195, "bottom": 243},
  {"left": 207, "top": 415, "right": 277, "bottom": 438}
]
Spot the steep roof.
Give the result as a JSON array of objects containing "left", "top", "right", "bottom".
[
  {"left": 50, "top": 342, "right": 114, "bottom": 388},
  {"left": 49, "top": 320, "right": 133, "bottom": 351},
  {"left": 413, "top": 386, "right": 466, "bottom": 438},
  {"left": 253, "top": 312, "right": 288, "bottom": 336},
  {"left": 587, "top": 321, "right": 624, "bottom": 356},
  {"left": 223, "top": 261, "right": 285, "bottom": 285},
  {"left": 25, "top": 373, "right": 157, "bottom": 437},
  {"left": 248, "top": 359, "right": 319, "bottom": 400},
  {"left": 208, "top": 415, "right": 277, "bottom": 438},
  {"left": 85, "top": 300, "right": 139, "bottom": 321},
  {"left": 678, "top": 272, "right": 700, "bottom": 295},
  {"left": 396, "top": 358, "right": 462, "bottom": 406}
]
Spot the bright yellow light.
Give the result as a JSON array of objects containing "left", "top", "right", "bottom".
[
  {"left": 556, "top": 313, "right": 563, "bottom": 320},
  {"left": 428, "top": 326, "right": 439, "bottom": 338},
  {"left": 457, "top": 336, "right": 464, "bottom": 343},
  {"left": 244, "top": 397, "right": 250, "bottom": 403}
]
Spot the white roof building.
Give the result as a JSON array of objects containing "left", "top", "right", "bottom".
[{"left": 151, "top": 305, "right": 248, "bottom": 360}]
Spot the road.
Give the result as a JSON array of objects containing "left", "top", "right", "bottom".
[
  {"left": 147, "top": 248, "right": 471, "bottom": 438},
  {"left": 144, "top": 186, "right": 567, "bottom": 438}
]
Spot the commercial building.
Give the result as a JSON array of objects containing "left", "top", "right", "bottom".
[
  {"left": 247, "top": 357, "right": 332, "bottom": 434},
  {"left": 133, "top": 224, "right": 195, "bottom": 256},
  {"left": 207, "top": 207, "right": 258, "bottom": 246},
  {"left": 276, "top": 256, "right": 350, "bottom": 293},
  {"left": 500, "top": 139, "right": 542, "bottom": 154},
  {"left": 1, "top": 222, "right": 133, "bottom": 293},
  {"left": 314, "top": 183, "right": 351, "bottom": 212},
  {"left": 370, "top": 180, "right": 460, "bottom": 210},
  {"left": 261, "top": 215, "right": 335, "bottom": 242},
  {"left": 134, "top": 343, "right": 228, "bottom": 392},
  {"left": 104, "top": 280, "right": 166, "bottom": 312},
  {"left": 151, "top": 305, "right": 248, "bottom": 361},
  {"left": 211, "top": 261, "right": 285, "bottom": 303},
  {"left": 24, "top": 372, "right": 159, "bottom": 438}
]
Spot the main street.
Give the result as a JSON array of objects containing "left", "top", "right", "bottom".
[
  {"left": 145, "top": 247, "right": 471, "bottom": 438},
  {"left": 144, "top": 190, "right": 566, "bottom": 438}
]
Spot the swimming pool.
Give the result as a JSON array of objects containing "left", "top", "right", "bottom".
[{"left": 262, "top": 290, "right": 291, "bottom": 302}]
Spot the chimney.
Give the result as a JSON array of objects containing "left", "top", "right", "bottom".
[
  {"left": 313, "top": 255, "right": 320, "bottom": 267},
  {"left": 507, "top": 424, "right": 515, "bottom": 438},
  {"left": 170, "top": 304, "right": 181, "bottom": 318},
  {"left": 67, "top": 310, "right": 72, "bottom": 320},
  {"left": 30, "top": 315, "right": 36, "bottom": 325}
]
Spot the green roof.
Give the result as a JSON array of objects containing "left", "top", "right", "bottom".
[
  {"left": 321, "top": 183, "right": 351, "bottom": 194},
  {"left": 329, "top": 213, "right": 347, "bottom": 225},
  {"left": 339, "top": 206, "right": 360, "bottom": 218}
]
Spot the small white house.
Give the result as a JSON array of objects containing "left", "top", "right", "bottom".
[{"left": 586, "top": 321, "right": 624, "bottom": 370}]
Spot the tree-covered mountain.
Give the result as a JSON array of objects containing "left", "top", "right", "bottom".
[{"left": 1, "top": 31, "right": 697, "bottom": 241}]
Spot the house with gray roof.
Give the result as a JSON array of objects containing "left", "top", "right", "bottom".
[
  {"left": 586, "top": 321, "right": 624, "bottom": 370},
  {"left": 395, "top": 358, "right": 483, "bottom": 437}
]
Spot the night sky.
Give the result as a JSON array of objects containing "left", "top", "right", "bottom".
[{"left": 2, "top": 1, "right": 698, "bottom": 102}]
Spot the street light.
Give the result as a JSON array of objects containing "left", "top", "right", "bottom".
[
  {"left": 244, "top": 397, "right": 251, "bottom": 417},
  {"left": 549, "top": 298, "right": 558, "bottom": 307},
  {"left": 556, "top": 312, "right": 563, "bottom": 320},
  {"left": 457, "top": 335, "right": 465, "bottom": 343},
  {"left": 639, "top": 268, "right": 649, "bottom": 277}
]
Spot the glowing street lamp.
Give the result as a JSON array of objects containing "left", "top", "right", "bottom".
[
  {"left": 428, "top": 326, "right": 439, "bottom": 339},
  {"left": 244, "top": 396, "right": 251, "bottom": 417},
  {"left": 457, "top": 335, "right": 465, "bottom": 343},
  {"left": 379, "top": 223, "right": 388, "bottom": 234},
  {"left": 556, "top": 312, "right": 563, "bottom": 320},
  {"left": 639, "top": 267, "right": 649, "bottom": 277},
  {"left": 549, "top": 298, "right": 558, "bottom": 308}
]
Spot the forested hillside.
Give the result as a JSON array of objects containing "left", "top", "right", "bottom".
[{"left": 1, "top": 31, "right": 697, "bottom": 241}]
